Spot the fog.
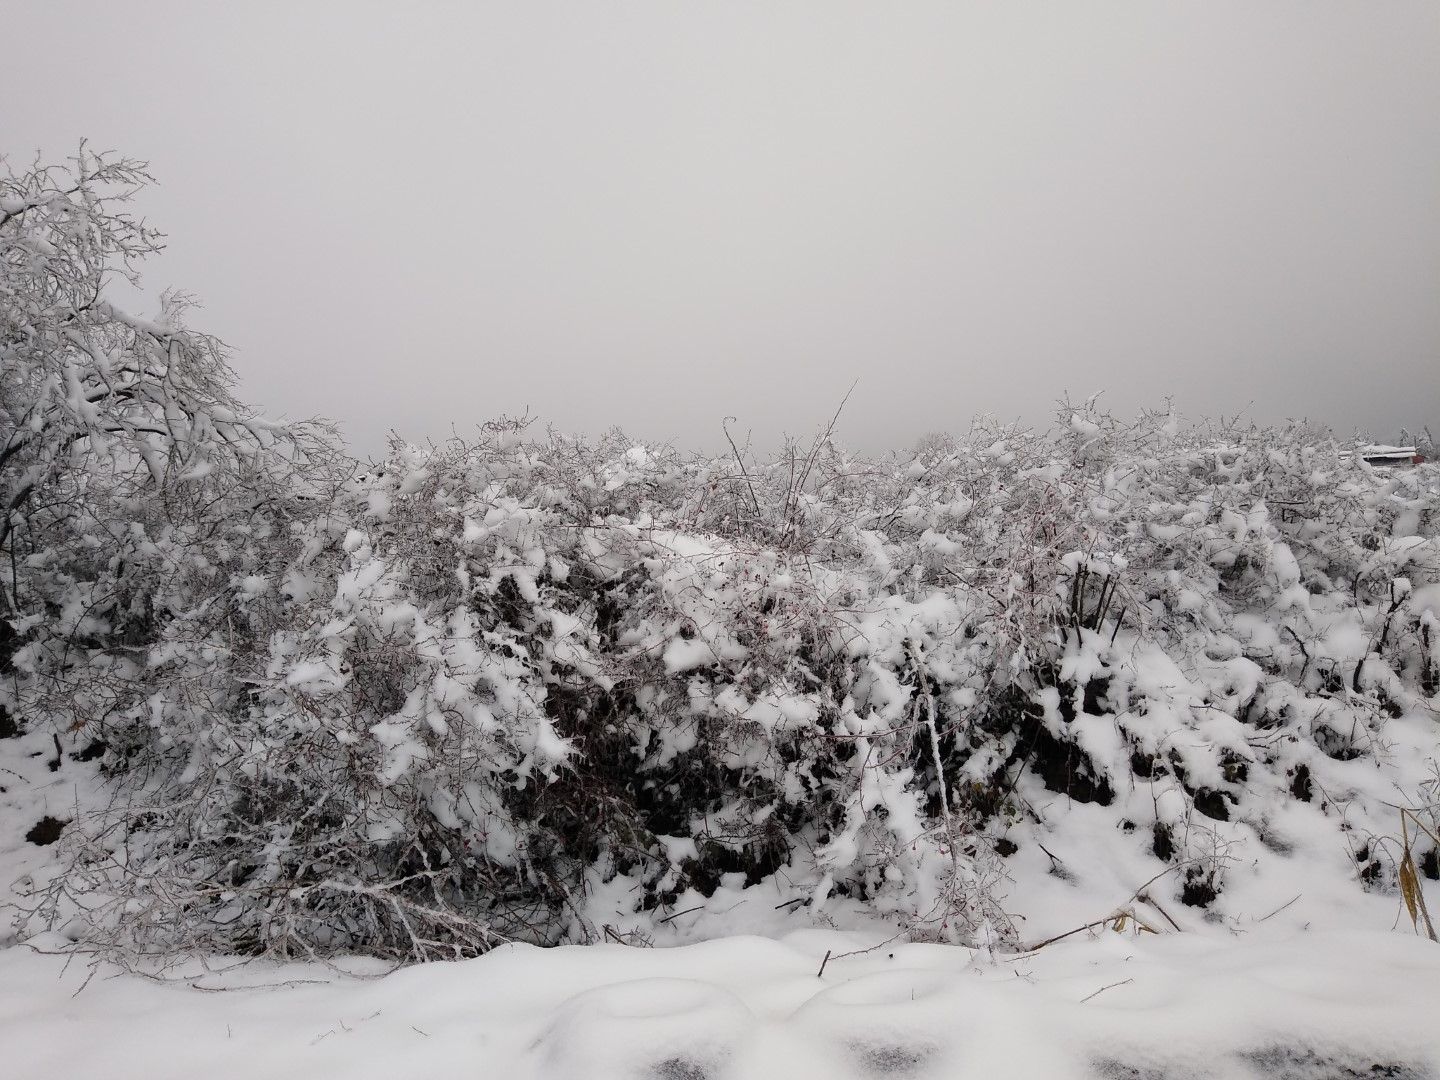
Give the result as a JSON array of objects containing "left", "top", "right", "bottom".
[{"left": 4, "top": 1, "right": 1437, "bottom": 456}]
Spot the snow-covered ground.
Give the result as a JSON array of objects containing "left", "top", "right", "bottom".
[
  {"left": 3, "top": 727, "right": 1438, "bottom": 1080},
  {"left": 4, "top": 925, "right": 1438, "bottom": 1079}
]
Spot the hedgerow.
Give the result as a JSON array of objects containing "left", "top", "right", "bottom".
[{"left": 5, "top": 151, "right": 1439, "bottom": 962}]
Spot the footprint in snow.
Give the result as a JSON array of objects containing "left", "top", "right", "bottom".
[
  {"left": 533, "top": 977, "right": 753, "bottom": 1080},
  {"left": 793, "top": 969, "right": 967, "bottom": 1076}
]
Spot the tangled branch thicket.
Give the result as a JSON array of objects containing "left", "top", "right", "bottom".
[{"left": 4, "top": 149, "right": 1439, "bottom": 963}]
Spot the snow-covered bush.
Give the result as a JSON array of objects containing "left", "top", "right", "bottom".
[
  {"left": 19, "top": 406, "right": 1435, "bottom": 962},
  {"left": 7, "top": 152, "right": 1438, "bottom": 964}
]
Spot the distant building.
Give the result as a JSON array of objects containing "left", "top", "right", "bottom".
[{"left": 1358, "top": 445, "right": 1425, "bottom": 467}]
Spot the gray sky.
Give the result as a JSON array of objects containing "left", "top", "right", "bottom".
[{"left": 5, "top": 1, "right": 1438, "bottom": 457}]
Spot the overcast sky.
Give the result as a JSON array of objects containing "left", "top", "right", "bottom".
[{"left": 4, "top": 2, "right": 1438, "bottom": 456}]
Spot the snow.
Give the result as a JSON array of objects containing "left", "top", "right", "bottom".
[
  {"left": 664, "top": 635, "right": 723, "bottom": 673},
  {"left": 1409, "top": 583, "right": 1440, "bottom": 619},
  {"left": 1, "top": 927, "right": 1437, "bottom": 1080},
  {"left": 1358, "top": 446, "right": 1419, "bottom": 458}
]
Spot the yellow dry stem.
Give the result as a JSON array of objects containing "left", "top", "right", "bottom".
[{"left": 1398, "top": 810, "right": 1437, "bottom": 943}]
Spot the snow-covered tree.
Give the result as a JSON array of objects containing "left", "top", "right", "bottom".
[
  {"left": 0, "top": 146, "right": 337, "bottom": 609},
  {"left": 0, "top": 148, "right": 341, "bottom": 724}
]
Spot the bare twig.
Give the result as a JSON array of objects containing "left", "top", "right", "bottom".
[{"left": 1080, "top": 977, "right": 1134, "bottom": 1003}]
